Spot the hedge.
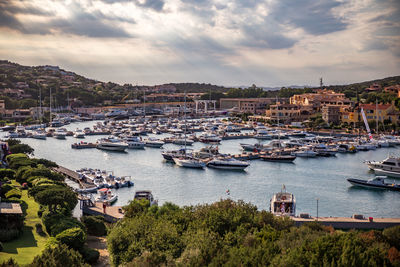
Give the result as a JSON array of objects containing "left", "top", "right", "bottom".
[
  {"left": 0, "top": 169, "right": 15, "bottom": 181},
  {"left": 42, "top": 211, "right": 85, "bottom": 236},
  {"left": 81, "top": 216, "right": 107, "bottom": 236},
  {"left": 5, "top": 188, "right": 21, "bottom": 199},
  {"left": 55, "top": 227, "right": 86, "bottom": 250},
  {"left": 6, "top": 153, "right": 36, "bottom": 170},
  {"left": 80, "top": 246, "right": 100, "bottom": 265}
]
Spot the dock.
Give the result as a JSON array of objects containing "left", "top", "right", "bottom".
[
  {"left": 52, "top": 165, "right": 92, "bottom": 189},
  {"left": 291, "top": 216, "right": 400, "bottom": 229},
  {"left": 81, "top": 201, "right": 124, "bottom": 223}
]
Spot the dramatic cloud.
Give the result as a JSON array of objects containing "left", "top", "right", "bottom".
[{"left": 0, "top": 0, "right": 399, "bottom": 86}]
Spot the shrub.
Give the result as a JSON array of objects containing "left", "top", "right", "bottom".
[
  {"left": 15, "top": 166, "right": 30, "bottom": 183},
  {"left": 1, "top": 184, "right": 14, "bottom": 196},
  {"left": 6, "top": 154, "right": 36, "bottom": 170},
  {"left": 8, "top": 144, "right": 34, "bottom": 155},
  {"left": 0, "top": 258, "right": 19, "bottom": 267},
  {"left": 0, "top": 169, "right": 15, "bottom": 181},
  {"left": 32, "top": 158, "right": 58, "bottom": 168},
  {"left": 31, "top": 244, "right": 89, "bottom": 267},
  {"left": 20, "top": 167, "right": 63, "bottom": 185},
  {"left": 81, "top": 216, "right": 107, "bottom": 236},
  {"left": 5, "top": 188, "right": 21, "bottom": 199},
  {"left": 28, "top": 184, "right": 64, "bottom": 198},
  {"left": 0, "top": 241, "right": 2, "bottom": 252},
  {"left": 34, "top": 187, "right": 77, "bottom": 212},
  {"left": 80, "top": 246, "right": 100, "bottom": 265},
  {"left": 55, "top": 227, "right": 86, "bottom": 250},
  {"left": 0, "top": 229, "right": 21, "bottom": 242},
  {"left": 383, "top": 225, "right": 400, "bottom": 250},
  {"left": 42, "top": 211, "right": 85, "bottom": 236}
]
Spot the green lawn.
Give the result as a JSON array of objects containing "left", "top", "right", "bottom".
[{"left": 0, "top": 188, "right": 48, "bottom": 265}]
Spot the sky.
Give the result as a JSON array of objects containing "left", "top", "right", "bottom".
[{"left": 0, "top": 0, "right": 399, "bottom": 87}]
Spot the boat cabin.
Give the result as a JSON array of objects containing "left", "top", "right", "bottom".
[{"left": 270, "top": 192, "right": 296, "bottom": 216}]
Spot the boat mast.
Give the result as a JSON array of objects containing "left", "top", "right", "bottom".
[
  {"left": 143, "top": 88, "right": 146, "bottom": 117},
  {"left": 276, "top": 96, "right": 281, "bottom": 156},
  {"left": 184, "top": 90, "right": 187, "bottom": 155},
  {"left": 39, "top": 82, "right": 42, "bottom": 124},
  {"left": 376, "top": 97, "right": 378, "bottom": 136},
  {"left": 49, "top": 88, "right": 52, "bottom": 124}
]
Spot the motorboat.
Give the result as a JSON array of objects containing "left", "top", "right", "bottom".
[
  {"left": 96, "top": 139, "right": 128, "bottom": 152},
  {"left": 124, "top": 136, "right": 145, "bottom": 149},
  {"left": 95, "top": 188, "right": 118, "bottom": 204},
  {"left": 337, "top": 143, "right": 357, "bottom": 153},
  {"left": 31, "top": 130, "right": 47, "bottom": 140},
  {"left": 292, "top": 148, "right": 317, "bottom": 158},
  {"left": 145, "top": 138, "right": 164, "bottom": 148},
  {"left": 206, "top": 157, "right": 249, "bottom": 170},
  {"left": 270, "top": 185, "right": 296, "bottom": 216},
  {"left": 173, "top": 157, "right": 206, "bottom": 168},
  {"left": 172, "top": 138, "right": 194, "bottom": 146},
  {"left": 162, "top": 148, "right": 192, "bottom": 161},
  {"left": 134, "top": 190, "right": 158, "bottom": 206},
  {"left": 192, "top": 146, "right": 219, "bottom": 159},
  {"left": 73, "top": 129, "right": 85, "bottom": 138},
  {"left": 366, "top": 155, "right": 400, "bottom": 173},
  {"left": 199, "top": 133, "right": 222, "bottom": 144},
  {"left": 261, "top": 153, "right": 296, "bottom": 163},
  {"left": 53, "top": 128, "right": 67, "bottom": 139},
  {"left": 347, "top": 176, "right": 400, "bottom": 191},
  {"left": 254, "top": 129, "right": 272, "bottom": 140},
  {"left": 71, "top": 141, "right": 97, "bottom": 149}
]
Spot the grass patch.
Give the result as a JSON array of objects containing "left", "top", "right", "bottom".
[{"left": 0, "top": 186, "right": 48, "bottom": 265}]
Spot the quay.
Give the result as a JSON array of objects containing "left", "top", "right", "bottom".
[
  {"left": 80, "top": 198, "right": 124, "bottom": 223},
  {"left": 52, "top": 165, "right": 92, "bottom": 189},
  {"left": 291, "top": 216, "right": 400, "bottom": 229}
]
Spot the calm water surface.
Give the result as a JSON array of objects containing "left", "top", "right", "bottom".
[{"left": 5, "top": 121, "right": 400, "bottom": 218}]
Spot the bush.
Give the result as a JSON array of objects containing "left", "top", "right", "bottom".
[
  {"left": 15, "top": 166, "right": 30, "bottom": 183},
  {"left": 0, "top": 169, "right": 15, "bottom": 181},
  {"left": 55, "top": 227, "right": 86, "bottom": 250},
  {"left": 31, "top": 244, "right": 89, "bottom": 267},
  {"left": 1, "top": 184, "right": 14, "bottom": 196},
  {"left": 383, "top": 225, "right": 400, "bottom": 250},
  {"left": 0, "top": 258, "right": 19, "bottom": 267},
  {"left": 28, "top": 184, "right": 64, "bottom": 198},
  {"left": 81, "top": 216, "right": 107, "bottom": 236},
  {"left": 42, "top": 211, "right": 85, "bottom": 236},
  {"left": 8, "top": 144, "right": 34, "bottom": 155},
  {"left": 20, "top": 167, "right": 64, "bottom": 185},
  {"left": 5, "top": 188, "right": 21, "bottom": 199},
  {"left": 6, "top": 154, "right": 36, "bottom": 170},
  {"left": 0, "top": 229, "right": 21, "bottom": 242},
  {"left": 80, "top": 246, "right": 100, "bottom": 265},
  {"left": 0, "top": 241, "right": 2, "bottom": 252},
  {"left": 32, "top": 158, "right": 58, "bottom": 168}
]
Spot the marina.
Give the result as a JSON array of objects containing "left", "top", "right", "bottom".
[{"left": 2, "top": 119, "right": 400, "bottom": 218}]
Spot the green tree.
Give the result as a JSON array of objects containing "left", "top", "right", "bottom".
[{"left": 30, "top": 244, "right": 89, "bottom": 267}]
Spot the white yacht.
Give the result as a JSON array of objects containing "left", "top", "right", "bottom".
[
  {"left": 292, "top": 148, "right": 317, "bottom": 158},
  {"left": 366, "top": 155, "right": 400, "bottom": 173},
  {"left": 172, "top": 138, "right": 194, "bottom": 146},
  {"left": 199, "top": 133, "right": 222, "bottom": 144},
  {"left": 173, "top": 157, "right": 206, "bottom": 168},
  {"left": 145, "top": 138, "right": 164, "bottom": 148},
  {"left": 206, "top": 157, "right": 249, "bottom": 170},
  {"left": 32, "top": 130, "right": 47, "bottom": 140},
  {"left": 96, "top": 139, "right": 128, "bottom": 152},
  {"left": 53, "top": 128, "right": 67, "bottom": 139},
  {"left": 270, "top": 186, "right": 296, "bottom": 216},
  {"left": 73, "top": 129, "right": 85, "bottom": 138},
  {"left": 124, "top": 136, "right": 145, "bottom": 149}
]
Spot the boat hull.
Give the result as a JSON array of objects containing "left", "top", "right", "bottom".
[
  {"left": 373, "top": 168, "right": 400, "bottom": 178},
  {"left": 347, "top": 178, "right": 400, "bottom": 191}
]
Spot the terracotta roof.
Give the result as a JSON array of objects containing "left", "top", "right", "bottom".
[{"left": 360, "top": 104, "right": 391, "bottom": 110}]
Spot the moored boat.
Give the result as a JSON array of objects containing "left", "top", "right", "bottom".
[
  {"left": 270, "top": 185, "right": 296, "bottom": 216},
  {"left": 206, "top": 157, "right": 249, "bottom": 170},
  {"left": 347, "top": 176, "right": 400, "bottom": 191}
]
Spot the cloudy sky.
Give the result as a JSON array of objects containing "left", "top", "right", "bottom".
[{"left": 0, "top": 0, "right": 399, "bottom": 87}]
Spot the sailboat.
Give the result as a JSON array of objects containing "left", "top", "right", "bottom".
[
  {"left": 173, "top": 91, "right": 206, "bottom": 169},
  {"left": 261, "top": 99, "right": 296, "bottom": 163}
]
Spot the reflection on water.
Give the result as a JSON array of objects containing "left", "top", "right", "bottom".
[{"left": 3, "top": 120, "right": 400, "bottom": 218}]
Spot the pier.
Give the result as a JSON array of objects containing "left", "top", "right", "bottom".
[
  {"left": 80, "top": 199, "right": 124, "bottom": 223},
  {"left": 291, "top": 216, "right": 400, "bottom": 229},
  {"left": 52, "top": 165, "right": 92, "bottom": 189}
]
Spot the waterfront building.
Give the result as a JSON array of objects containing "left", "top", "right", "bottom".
[
  {"left": 384, "top": 85, "right": 400, "bottom": 97},
  {"left": 322, "top": 105, "right": 341, "bottom": 124},
  {"left": 220, "top": 98, "right": 287, "bottom": 114},
  {"left": 266, "top": 103, "right": 313, "bottom": 124},
  {"left": 290, "top": 89, "right": 353, "bottom": 112},
  {"left": 340, "top": 103, "right": 400, "bottom": 124}
]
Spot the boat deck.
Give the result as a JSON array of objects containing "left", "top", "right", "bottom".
[{"left": 82, "top": 202, "right": 124, "bottom": 223}]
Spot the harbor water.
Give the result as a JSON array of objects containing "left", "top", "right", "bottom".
[{"left": 4, "top": 121, "right": 400, "bottom": 218}]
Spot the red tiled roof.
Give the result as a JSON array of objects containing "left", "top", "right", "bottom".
[{"left": 360, "top": 103, "right": 391, "bottom": 110}]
